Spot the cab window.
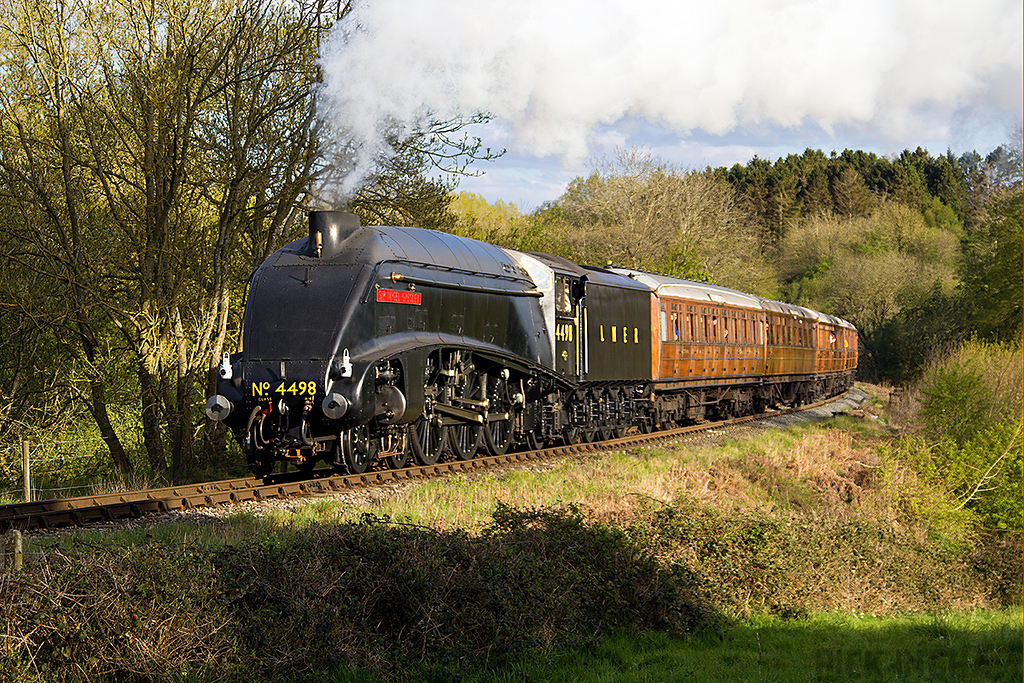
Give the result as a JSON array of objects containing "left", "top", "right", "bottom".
[{"left": 555, "top": 276, "right": 573, "bottom": 315}]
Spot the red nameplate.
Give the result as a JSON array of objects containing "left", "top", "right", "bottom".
[{"left": 376, "top": 289, "right": 422, "bottom": 305}]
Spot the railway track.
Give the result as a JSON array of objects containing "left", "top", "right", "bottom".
[{"left": 0, "top": 389, "right": 865, "bottom": 533}]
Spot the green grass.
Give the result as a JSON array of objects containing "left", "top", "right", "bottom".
[{"left": 345, "top": 608, "right": 1023, "bottom": 683}]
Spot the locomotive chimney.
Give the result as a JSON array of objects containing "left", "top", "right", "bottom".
[{"left": 306, "top": 211, "right": 360, "bottom": 259}]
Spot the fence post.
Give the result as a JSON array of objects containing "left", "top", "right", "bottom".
[
  {"left": 13, "top": 529, "right": 22, "bottom": 573},
  {"left": 22, "top": 440, "right": 31, "bottom": 503},
  {"left": 4, "top": 529, "right": 23, "bottom": 574}
]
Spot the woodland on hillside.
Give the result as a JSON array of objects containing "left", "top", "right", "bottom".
[{"left": 0, "top": 0, "right": 1020, "bottom": 511}]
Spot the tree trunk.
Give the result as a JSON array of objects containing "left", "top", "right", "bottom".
[
  {"left": 86, "top": 377, "right": 134, "bottom": 477},
  {"left": 138, "top": 363, "right": 167, "bottom": 478}
]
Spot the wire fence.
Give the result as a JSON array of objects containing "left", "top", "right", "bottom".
[
  {"left": 0, "top": 436, "right": 118, "bottom": 503},
  {"left": 0, "top": 530, "right": 52, "bottom": 574}
]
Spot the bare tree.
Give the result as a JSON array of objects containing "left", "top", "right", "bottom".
[
  {"left": 0, "top": 0, "right": 330, "bottom": 480},
  {"left": 551, "top": 148, "right": 774, "bottom": 294}
]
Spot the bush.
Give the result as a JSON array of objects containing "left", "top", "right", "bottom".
[
  {"left": 1, "top": 507, "right": 715, "bottom": 682},
  {"left": 0, "top": 543, "right": 238, "bottom": 682},
  {"left": 935, "top": 419, "right": 1023, "bottom": 531},
  {"left": 914, "top": 340, "right": 1024, "bottom": 530},
  {"left": 636, "top": 496, "right": 1021, "bottom": 618},
  {"left": 220, "top": 507, "right": 713, "bottom": 678}
]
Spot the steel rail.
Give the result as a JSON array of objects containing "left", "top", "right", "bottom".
[{"left": 0, "top": 390, "right": 860, "bottom": 533}]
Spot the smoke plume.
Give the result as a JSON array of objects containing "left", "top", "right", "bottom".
[{"left": 318, "top": 0, "right": 1023, "bottom": 191}]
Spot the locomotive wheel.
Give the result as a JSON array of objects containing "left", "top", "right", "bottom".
[
  {"left": 449, "top": 369, "right": 483, "bottom": 460},
  {"left": 410, "top": 416, "right": 446, "bottom": 466},
  {"left": 341, "top": 425, "right": 377, "bottom": 474},
  {"left": 562, "top": 427, "right": 581, "bottom": 445},
  {"left": 448, "top": 421, "right": 482, "bottom": 460},
  {"left": 483, "top": 373, "right": 512, "bottom": 456},
  {"left": 484, "top": 416, "right": 512, "bottom": 456},
  {"left": 526, "top": 431, "right": 543, "bottom": 451}
]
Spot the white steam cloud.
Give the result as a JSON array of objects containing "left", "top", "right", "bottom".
[{"left": 318, "top": 0, "right": 1023, "bottom": 192}]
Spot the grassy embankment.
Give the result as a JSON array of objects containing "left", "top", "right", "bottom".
[{"left": 1, "top": 384, "right": 1020, "bottom": 682}]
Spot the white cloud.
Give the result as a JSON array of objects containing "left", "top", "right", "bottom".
[{"left": 318, "top": 0, "right": 1023, "bottom": 203}]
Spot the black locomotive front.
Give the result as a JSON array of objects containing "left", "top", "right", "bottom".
[{"left": 206, "top": 211, "right": 553, "bottom": 476}]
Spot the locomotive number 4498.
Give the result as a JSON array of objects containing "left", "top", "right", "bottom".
[{"left": 251, "top": 381, "right": 318, "bottom": 398}]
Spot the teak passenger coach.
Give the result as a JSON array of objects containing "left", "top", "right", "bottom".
[{"left": 206, "top": 212, "right": 857, "bottom": 477}]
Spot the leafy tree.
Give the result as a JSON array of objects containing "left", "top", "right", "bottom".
[
  {"left": 799, "top": 163, "right": 833, "bottom": 217},
  {"left": 831, "top": 168, "right": 875, "bottom": 219},
  {"left": 779, "top": 202, "right": 961, "bottom": 381},
  {"left": 345, "top": 114, "right": 503, "bottom": 230},
  {"left": 959, "top": 184, "right": 1024, "bottom": 342},
  {"left": 447, "top": 192, "right": 543, "bottom": 251}
]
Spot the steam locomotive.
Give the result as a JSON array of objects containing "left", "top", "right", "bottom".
[{"left": 205, "top": 212, "right": 858, "bottom": 477}]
